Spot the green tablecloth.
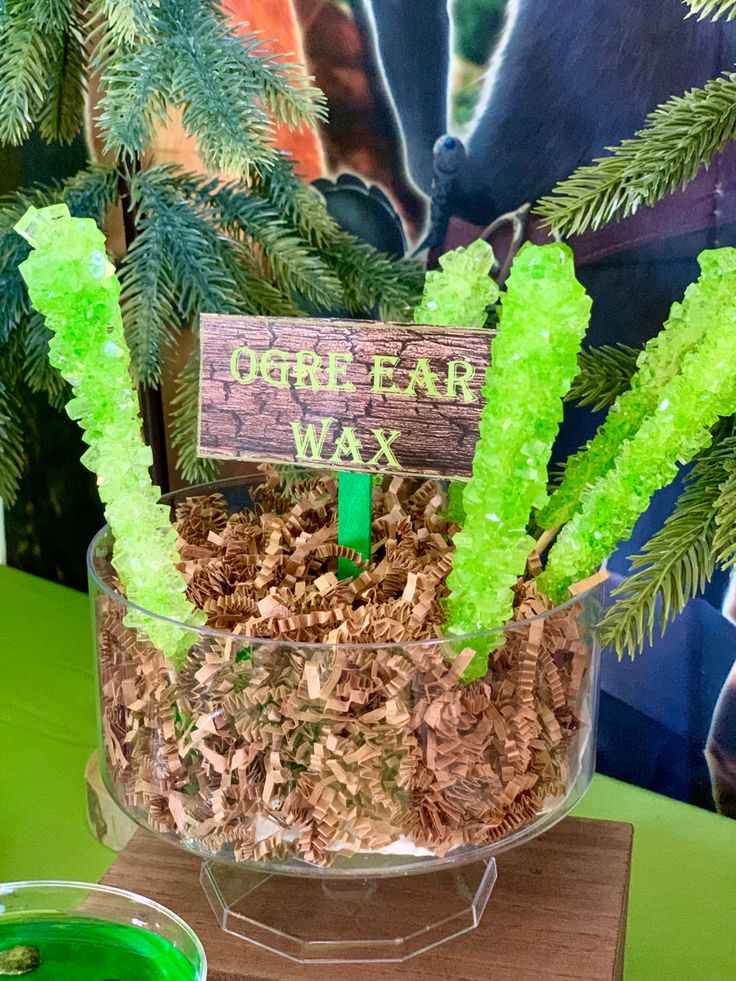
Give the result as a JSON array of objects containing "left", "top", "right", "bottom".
[{"left": 1, "top": 564, "right": 734, "bottom": 979}]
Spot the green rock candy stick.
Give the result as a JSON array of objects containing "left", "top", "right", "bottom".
[
  {"left": 16, "top": 204, "right": 205, "bottom": 665},
  {"left": 540, "top": 248, "right": 736, "bottom": 601},
  {"left": 539, "top": 248, "right": 736, "bottom": 530},
  {"left": 414, "top": 239, "right": 498, "bottom": 526},
  {"left": 446, "top": 242, "right": 591, "bottom": 681},
  {"left": 413, "top": 238, "right": 499, "bottom": 329}
]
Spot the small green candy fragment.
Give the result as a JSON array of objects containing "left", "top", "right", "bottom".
[
  {"left": 541, "top": 247, "right": 736, "bottom": 600},
  {"left": 446, "top": 242, "right": 591, "bottom": 680},
  {"left": 0, "top": 945, "right": 40, "bottom": 975},
  {"left": 414, "top": 239, "right": 498, "bottom": 328},
  {"left": 15, "top": 205, "right": 206, "bottom": 665}
]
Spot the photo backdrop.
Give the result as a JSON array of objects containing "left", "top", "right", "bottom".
[{"left": 5, "top": 0, "right": 736, "bottom": 818}]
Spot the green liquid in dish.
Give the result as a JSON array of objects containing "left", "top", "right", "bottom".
[{"left": 0, "top": 916, "right": 198, "bottom": 980}]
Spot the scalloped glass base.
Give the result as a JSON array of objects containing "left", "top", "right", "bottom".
[{"left": 200, "top": 858, "right": 498, "bottom": 963}]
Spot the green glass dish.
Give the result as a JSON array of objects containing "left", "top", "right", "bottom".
[{"left": 0, "top": 883, "right": 206, "bottom": 980}]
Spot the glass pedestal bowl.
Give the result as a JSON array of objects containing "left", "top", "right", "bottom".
[
  {"left": 0, "top": 881, "right": 206, "bottom": 979},
  {"left": 88, "top": 477, "right": 602, "bottom": 964}
]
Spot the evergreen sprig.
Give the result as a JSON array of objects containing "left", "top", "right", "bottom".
[
  {"left": 251, "top": 157, "right": 424, "bottom": 318},
  {"left": 0, "top": 0, "right": 76, "bottom": 145},
  {"left": 169, "top": 353, "right": 220, "bottom": 485},
  {"left": 22, "top": 312, "right": 68, "bottom": 410},
  {"left": 192, "top": 175, "right": 345, "bottom": 310},
  {"left": 252, "top": 156, "right": 349, "bottom": 248},
  {"left": 712, "top": 457, "right": 736, "bottom": 566},
  {"left": 94, "top": 27, "right": 171, "bottom": 157},
  {"left": 566, "top": 343, "right": 640, "bottom": 411},
  {"left": 38, "top": 5, "right": 86, "bottom": 144},
  {"left": 91, "top": 0, "right": 159, "bottom": 44},
  {"left": 535, "top": 73, "right": 736, "bottom": 236},
  {"left": 600, "top": 436, "right": 736, "bottom": 655},
  {"left": 96, "top": 0, "right": 326, "bottom": 174},
  {"left": 121, "top": 166, "right": 243, "bottom": 385},
  {"left": 0, "top": 378, "right": 24, "bottom": 503},
  {"left": 685, "top": 0, "right": 736, "bottom": 20},
  {"left": 1, "top": 0, "right": 325, "bottom": 169}
]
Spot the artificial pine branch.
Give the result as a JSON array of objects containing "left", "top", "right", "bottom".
[
  {"left": 566, "top": 344, "right": 640, "bottom": 411},
  {"left": 600, "top": 436, "right": 736, "bottom": 655},
  {"left": 38, "top": 7, "right": 87, "bottom": 144},
  {"left": 323, "top": 232, "right": 423, "bottom": 321},
  {"left": 183, "top": 173, "right": 345, "bottom": 310},
  {"left": 121, "top": 166, "right": 242, "bottom": 385},
  {"left": 535, "top": 73, "right": 736, "bottom": 236},
  {"left": 163, "top": 0, "right": 284, "bottom": 175},
  {"left": 0, "top": 375, "right": 24, "bottom": 503},
  {"left": 97, "top": 0, "right": 325, "bottom": 173},
  {"left": 91, "top": 0, "right": 159, "bottom": 44},
  {"left": 252, "top": 156, "right": 345, "bottom": 248},
  {"left": 55, "top": 164, "right": 121, "bottom": 217},
  {"left": 712, "top": 457, "right": 736, "bottom": 566},
  {"left": 252, "top": 157, "right": 423, "bottom": 317},
  {"left": 0, "top": 229, "right": 32, "bottom": 344},
  {"left": 118, "top": 222, "right": 180, "bottom": 387},
  {"left": 685, "top": 0, "right": 736, "bottom": 20},
  {"left": 232, "top": 26, "right": 328, "bottom": 131},
  {"left": 94, "top": 32, "right": 171, "bottom": 158},
  {"left": 169, "top": 352, "right": 220, "bottom": 485},
  {"left": 0, "top": 0, "right": 68, "bottom": 145},
  {"left": 22, "top": 312, "right": 68, "bottom": 410},
  {"left": 231, "top": 249, "right": 304, "bottom": 318}
]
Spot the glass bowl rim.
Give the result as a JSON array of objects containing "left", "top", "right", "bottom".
[
  {"left": 87, "top": 474, "right": 603, "bottom": 653},
  {"left": 0, "top": 879, "right": 206, "bottom": 974}
]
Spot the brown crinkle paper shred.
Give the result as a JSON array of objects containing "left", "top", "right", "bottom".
[{"left": 97, "top": 471, "right": 596, "bottom": 867}]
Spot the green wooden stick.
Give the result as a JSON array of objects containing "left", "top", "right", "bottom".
[{"left": 337, "top": 471, "right": 373, "bottom": 579}]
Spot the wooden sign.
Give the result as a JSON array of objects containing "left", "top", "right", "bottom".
[{"left": 198, "top": 315, "right": 492, "bottom": 479}]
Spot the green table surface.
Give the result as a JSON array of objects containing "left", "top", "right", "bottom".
[{"left": 1, "top": 564, "right": 734, "bottom": 979}]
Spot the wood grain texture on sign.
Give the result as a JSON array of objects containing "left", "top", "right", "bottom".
[
  {"left": 101, "top": 817, "right": 632, "bottom": 981},
  {"left": 198, "top": 315, "right": 492, "bottom": 479}
]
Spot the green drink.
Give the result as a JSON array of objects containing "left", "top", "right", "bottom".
[
  {"left": 0, "top": 884, "right": 205, "bottom": 981},
  {"left": 0, "top": 917, "right": 196, "bottom": 979}
]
